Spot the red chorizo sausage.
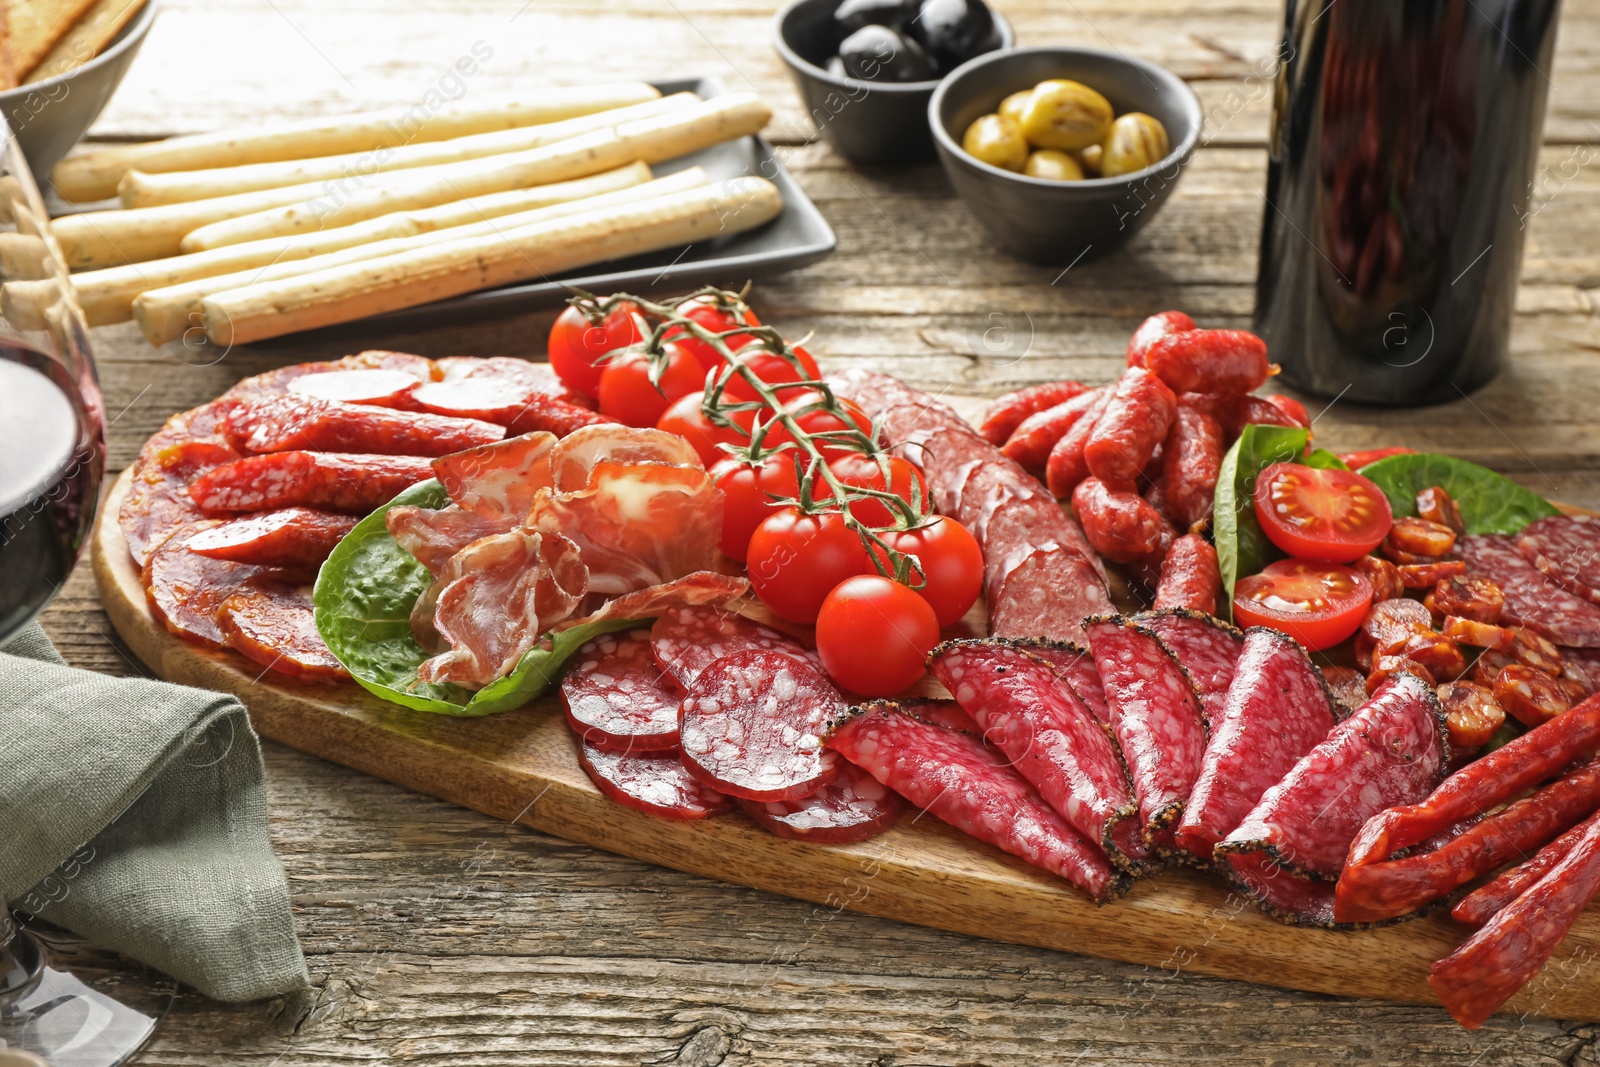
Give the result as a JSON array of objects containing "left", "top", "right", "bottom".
[
  {"left": 1153, "top": 534, "right": 1222, "bottom": 614},
  {"left": 980, "top": 380, "right": 1089, "bottom": 446},
  {"left": 1126, "top": 311, "right": 1195, "bottom": 368},
  {"left": 1071, "top": 477, "right": 1166, "bottom": 563},
  {"left": 1083, "top": 367, "right": 1176, "bottom": 489},
  {"left": 1162, "top": 406, "right": 1224, "bottom": 530},
  {"left": 1143, "top": 329, "right": 1274, "bottom": 394}
]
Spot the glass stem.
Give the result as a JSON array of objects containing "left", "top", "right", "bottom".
[{"left": 0, "top": 898, "right": 43, "bottom": 1003}]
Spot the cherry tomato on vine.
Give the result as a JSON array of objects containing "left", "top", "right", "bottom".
[
  {"left": 596, "top": 342, "right": 704, "bottom": 428},
  {"left": 547, "top": 302, "right": 643, "bottom": 398},
  {"left": 760, "top": 390, "right": 875, "bottom": 460},
  {"left": 883, "top": 517, "right": 983, "bottom": 626},
  {"left": 826, "top": 453, "right": 929, "bottom": 527},
  {"left": 665, "top": 295, "right": 760, "bottom": 374},
  {"left": 747, "top": 507, "right": 874, "bottom": 623},
  {"left": 1253, "top": 461, "right": 1393, "bottom": 563},
  {"left": 711, "top": 455, "right": 830, "bottom": 562},
  {"left": 657, "top": 391, "right": 754, "bottom": 466},
  {"left": 717, "top": 342, "right": 822, "bottom": 403},
  {"left": 815, "top": 575, "right": 940, "bottom": 696},
  {"left": 1233, "top": 558, "right": 1373, "bottom": 651}
]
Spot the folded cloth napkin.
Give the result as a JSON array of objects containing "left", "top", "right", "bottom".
[{"left": 0, "top": 622, "right": 308, "bottom": 1001}]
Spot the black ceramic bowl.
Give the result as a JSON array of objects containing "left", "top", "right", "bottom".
[
  {"left": 930, "top": 46, "right": 1202, "bottom": 264},
  {"left": 773, "top": 0, "right": 1014, "bottom": 166}
]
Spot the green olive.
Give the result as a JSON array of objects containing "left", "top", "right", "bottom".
[
  {"left": 1099, "top": 112, "right": 1171, "bottom": 177},
  {"left": 1078, "top": 143, "right": 1103, "bottom": 176},
  {"left": 1019, "top": 79, "right": 1114, "bottom": 151},
  {"left": 962, "top": 112, "right": 1029, "bottom": 171},
  {"left": 1023, "top": 149, "right": 1084, "bottom": 181},
  {"left": 998, "top": 89, "right": 1035, "bottom": 126}
]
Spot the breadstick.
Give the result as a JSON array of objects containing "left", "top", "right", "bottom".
[
  {"left": 120, "top": 93, "right": 698, "bottom": 207},
  {"left": 181, "top": 93, "right": 771, "bottom": 251},
  {"left": 27, "top": 0, "right": 147, "bottom": 83},
  {"left": 49, "top": 82, "right": 661, "bottom": 202},
  {"left": 10, "top": 162, "right": 655, "bottom": 327},
  {"left": 201, "top": 176, "right": 782, "bottom": 346},
  {"left": 132, "top": 168, "right": 711, "bottom": 344}
]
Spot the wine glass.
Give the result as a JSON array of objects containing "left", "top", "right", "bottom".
[{"left": 0, "top": 114, "right": 170, "bottom": 1066}]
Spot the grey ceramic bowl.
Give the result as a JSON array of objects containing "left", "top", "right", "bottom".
[
  {"left": 0, "top": 0, "right": 159, "bottom": 183},
  {"left": 930, "top": 46, "right": 1202, "bottom": 264},
  {"left": 773, "top": 0, "right": 1014, "bottom": 166}
]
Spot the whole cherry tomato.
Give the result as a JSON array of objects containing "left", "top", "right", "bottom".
[
  {"left": 882, "top": 516, "right": 984, "bottom": 626},
  {"left": 760, "top": 390, "right": 875, "bottom": 460},
  {"left": 716, "top": 342, "right": 822, "bottom": 403},
  {"left": 815, "top": 575, "right": 940, "bottom": 696},
  {"left": 826, "top": 453, "right": 929, "bottom": 528},
  {"left": 664, "top": 295, "right": 760, "bottom": 373},
  {"left": 547, "top": 302, "right": 643, "bottom": 398},
  {"left": 657, "top": 391, "right": 754, "bottom": 467},
  {"left": 596, "top": 342, "right": 704, "bottom": 428},
  {"left": 711, "top": 455, "right": 830, "bottom": 562},
  {"left": 747, "top": 507, "right": 874, "bottom": 623}
]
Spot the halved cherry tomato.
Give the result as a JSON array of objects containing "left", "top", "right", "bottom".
[
  {"left": 1233, "top": 558, "right": 1374, "bottom": 651},
  {"left": 826, "top": 453, "right": 929, "bottom": 527},
  {"left": 883, "top": 516, "right": 984, "bottom": 626},
  {"left": 664, "top": 295, "right": 760, "bottom": 373},
  {"left": 816, "top": 575, "right": 940, "bottom": 696},
  {"left": 711, "top": 455, "right": 829, "bottom": 562},
  {"left": 657, "top": 391, "right": 753, "bottom": 467},
  {"left": 760, "top": 390, "right": 875, "bottom": 460},
  {"left": 747, "top": 507, "right": 874, "bottom": 623},
  {"left": 1253, "top": 461, "right": 1393, "bottom": 563},
  {"left": 547, "top": 302, "right": 643, "bottom": 398},
  {"left": 716, "top": 342, "right": 821, "bottom": 403},
  {"left": 596, "top": 342, "right": 704, "bottom": 428}
]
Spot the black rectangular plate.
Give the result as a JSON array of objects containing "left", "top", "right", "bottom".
[{"left": 365, "top": 76, "right": 835, "bottom": 332}]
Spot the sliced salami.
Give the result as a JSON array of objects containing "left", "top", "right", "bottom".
[
  {"left": 217, "top": 583, "right": 348, "bottom": 679},
  {"left": 892, "top": 425, "right": 993, "bottom": 517},
  {"left": 1176, "top": 628, "right": 1339, "bottom": 862},
  {"left": 1007, "top": 639, "right": 1111, "bottom": 725},
  {"left": 1219, "top": 851, "right": 1339, "bottom": 927},
  {"left": 560, "top": 628, "right": 682, "bottom": 754},
  {"left": 288, "top": 368, "right": 428, "bottom": 407},
  {"left": 826, "top": 702, "right": 1126, "bottom": 901},
  {"left": 824, "top": 368, "right": 969, "bottom": 437},
  {"left": 898, "top": 698, "right": 980, "bottom": 734},
  {"left": 577, "top": 744, "right": 733, "bottom": 821},
  {"left": 738, "top": 759, "right": 906, "bottom": 843},
  {"left": 188, "top": 452, "right": 435, "bottom": 513},
  {"left": 225, "top": 393, "right": 505, "bottom": 455},
  {"left": 678, "top": 650, "right": 843, "bottom": 801},
  {"left": 1320, "top": 665, "right": 1369, "bottom": 716},
  {"left": 650, "top": 605, "right": 821, "bottom": 690},
  {"left": 990, "top": 545, "right": 1114, "bottom": 641},
  {"left": 118, "top": 400, "right": 241, "bottom": 566},
  {"left": 1516, "top": 515, "right": 1600, "bottom": 604},
  {"left": 931, "top": 640, "right": 1149, "bottom": 871},
  {"left": 143, "top": 522, "right": 282, "bottom": 648},
  {"left": 224, "top": 352, "right": 437, "bottom": 402},
  {"left": 1084, "top": 617, "right": 1207, "bottom": 849},
  {"left": 1457, "top": 534, "right": 1600, "bottom": 647},
  {"left": 1133, "top": 609, "right": 1245, "bottom": 732},
  {"left": 183, "top": 508, "right": 359, "bottom": 568}
]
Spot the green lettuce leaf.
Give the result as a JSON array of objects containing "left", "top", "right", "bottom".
[
  {"left": 1212, "top": 424, "right": 1311, "bottom": 616},
  {"left": 1357, "top": 452, "right": 1560, "bottom": 536}
]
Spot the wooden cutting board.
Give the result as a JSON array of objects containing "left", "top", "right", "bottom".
[{"left": 89, "top": 458, "right": 1600, "bottom": 1023}]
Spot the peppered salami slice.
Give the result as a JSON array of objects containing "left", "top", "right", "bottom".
[
  {"left": 650, "top": 605, "right": 821, "bottom": 690},
  {"left": 932, "top": 640, "right": 1149, "bottom": 871},
  {"left": 826, "top": 702, "right": 1126, "bottom": 901},
  {"left": 739, "top": 758, "right": 907, "bottom": 843},
  {"left": 1084, "top": 617, "right": 1208, "bottom": 849},
  {"left": 899, "top": 698, "right": 981, "bottom": 734},
  {"left": 1221, "top": 851, "right": 1340, "bottom": 927},
  {"left": 1217, "top": 673, "right": 1446, "bottom": 892},
  {"left": 1134, "top": 609, "right": 1245, "bottom": 732},
  {"left": 577, "top": 744, "right": 733, "bottom": 821},
  {"left": 1176, "top": 628, "right": 1339, "bottom": 862},
  {"left": 678, "top": 651, "right": 843, "bottom": 801},
  {"left": 1516, "top": 515, "right": 1600, "bottom": 604},
  {"left": 1008, "top": 639, "right": 1111, "bottom": 724},
  {"left": 1457, "top": 534, "right": 1600, "bottom": 647},
  {"left": 216, "top": 582, "right": 348, "bottom": 680},
  {"left": 561, "top": 628, "right": 682, "bottom": 754}
]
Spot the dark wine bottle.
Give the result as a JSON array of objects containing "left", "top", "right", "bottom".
[{"left": 1254, "top": 0, "right": 1563, "bottom": 406}]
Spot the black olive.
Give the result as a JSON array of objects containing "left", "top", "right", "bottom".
[
  {"left": 837, "top": 25, "right": 936, "bottom": 82},
  {"left": 833, "top": 0, "right": 915, "bottom": 37},
  {"left": 909, "top": 0, "right": 999, "bottom": 73}
]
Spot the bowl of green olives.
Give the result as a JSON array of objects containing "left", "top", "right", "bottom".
[
  {"left": 929, "top": 46, "right": 1202, "bottom": 264},
  {"left": 773, "top": 0, "right": 1014, "bottom": 166}
]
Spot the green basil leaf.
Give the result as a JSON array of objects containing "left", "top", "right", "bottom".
[
  {"left": 1213, "top": 424, "right": 1310, "bottom": 617},
  {"left": 1357, "top": 452, "right": 1560, "bottom": 536},
  {"left": 1303, "top": 448, "right": 1349, "bottom": 471}
]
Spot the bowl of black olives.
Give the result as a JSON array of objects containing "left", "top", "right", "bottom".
[
  {"left": 773, "top": 0, "right": 1014, "bottom": 165},
  {"left": 929, "top": 46, "right": 1202, "bottom": 264}
]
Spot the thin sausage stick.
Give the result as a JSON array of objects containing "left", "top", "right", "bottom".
[
  {"left": 132, "top": 168, "right": 712, "bottom": 344},
  {"left": 49, "top": 82, "right": 661, "bottom": 202},
  {"left": 119, "top": 93, "right": 698, "bottom": 207},
  {"left": 200, "top": 177, "right": 783, "bottom": 346}
]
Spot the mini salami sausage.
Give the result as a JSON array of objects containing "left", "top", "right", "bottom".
[
  {"left": 1457, "top": 534, "right": 1600, "bottom": 647},
  {"left": 1142, "top": 329, "right": 1274, "bottom": 395},
  {"left": 1161, "top": 406, "right": 1223, "bottom": 530},
  {"left": 1441, "top": 616, "right": 1516, "bottom": 651},
  {"left": 1043, "top": 388, "right": 1114, "bottom": 496},
  {"left": 1516, "top": 515, "right": 1600, "bottom": 605},
  {"left": 1452, "top": 819, "right": 1586, "bottom": 928},
  {"left": 738, "top": 758, "right": 907, "bottom": 843},
  {"left": 217, "top": 582, "right": 348, "bottom": 679},
  {"left": 1438, "top": 680, "right": 1507, "bottom": 747},
  {"left": 1361, "top": 597, "right": 1434, "bottom": 651},
  {"left": 1399, "top": 560, "right": 1466, "bottom": 588},
  {"left": 1386, "top": 517, "right": 1457, "bottom": 559},
  {"left": 183, "top": 508, "right": 359, "bottom": 568},
  {"left": 561, "top": 628, "right": 683, "bottom": 754},
  {"left": 1431, "top": 574, "right": 1505, "bottom": 623},
  {"left": 650, "top": 605, "right": 821, "bottom": 689},
  {"left": 1126, "top": 311, "right": 1196, "bottom": 368},
  {"left": 1336, "top": 446, "right": 1416, "bottom": 470},
  {"left": 577, "top": 744, "right": 733, "bottom": 821},
  {"left": 1264, "top": 394, "right": 1309, "bottom": 427},
  {"left": 1417, "top": 486, "right": 1466, "bottom": 536},
  {"left": 1001, "top": 386, "right": 1106, "bottom": 475},
  {"left": 1352, "top": 556, "right": 1404, "bottom": 602},
  {"left": 1179, "top": 392, "right": 1304, "bottom": 438},
  {"left": 1152, "top": 534, "right": 1222, "bottom": 615},
  {"left": 1133, "top": 609, "right": 1244, "bottom": 731},
  {"left": 189, "top": 452, "right": 435, "bottom": 513},
  {"left": 980, "top": 380, "right": 1089, "bottom": 446},
  {"left": 1071, "top": 477, "right": 1166, "bottom": 563},
  {"left": 1494, "top": 664, "right": 1573, "bottom": 726},
  {"left": 678, "top": 650, "right": 843, "bottom": 801},
  {"left": 226, "top": 393, "right": 505, "bottom": 455},
  {"left": 826, "top": 702, "right": 1126, "bottom": 901},
  {"left": 1083, "top": 367, "right": 1177, "bottom": 489}
]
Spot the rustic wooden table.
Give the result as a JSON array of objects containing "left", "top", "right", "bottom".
[{"left": 34, "top": 0, "right": 1600, "bottom": 1062}]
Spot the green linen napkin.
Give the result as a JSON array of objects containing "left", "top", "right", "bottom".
[{"left": 0, "top": 622, "right": 308, "bottom": 1002}]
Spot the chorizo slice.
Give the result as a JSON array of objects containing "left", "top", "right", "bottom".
[{"left": 189, "top": 452, "right": 436, "bottom": 513}]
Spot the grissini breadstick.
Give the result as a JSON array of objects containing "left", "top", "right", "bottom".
[
  {"left": 181, "top": 93, "right": 772, "bottom": 252},
  {"left": 201, "top": 176, "right": 782, "bottom": 346},
  {"left": 119, "top": 93, "right": 698, "bottom": 207},
  {"left": 49, "top": 82, "right": 662, "bottom": 202},
  {"left": 9, "top": 163, "right": 657, "bottom": 327},
  {"left": 132, "top": 168, "right": 712, "bottom": 344}
]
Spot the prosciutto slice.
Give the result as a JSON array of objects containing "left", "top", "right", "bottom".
[
  {"left": 386, "top": 503, "right": 515, "bottom": 575},
  {"left": 432, "top": 431, "right": 558, "bottom": 521},
  {"left": 549, "top": 424, "right": 699, "bottom": 492}
]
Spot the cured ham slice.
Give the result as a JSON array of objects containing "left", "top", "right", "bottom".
[
  {"left": 549, "top": 424, "right": 699, "bottom": 492},
  {"left": 432, "top": 431, "right": 559, "bottom": 521},
  {"left": 555, "top": 572, "right": 748, "bottom": 631},
  {"left": 386, "top": 503, "right": 516, "bottom": 575}
]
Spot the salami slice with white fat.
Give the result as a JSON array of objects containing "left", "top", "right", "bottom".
[
  {"left": 678, "top": 650, "right": 843, "bottom": 801},
  {"left": 739, "top": 759, "right": 907, "bottom": 843},
  {"left": 1176, "top": 628, "right": 1339, "bottom": 862},
  {"left": 1008, "top": 639, "right": 1111, "bottom": 725},
  {"left": 1084, "top": 616, "right": 1207, "bottom": 850},
  {"left": 990, "top": 545, "right": 1114, "bottom": 642},
  {"left": 1457, "top": 534, "right": 1600, "bottom": 647},
  {"left": 1134, "top": 609, "right": 1245, "bottom": 732},
  {"left": 931, "top": 639, "right": 1150, "bottom": 871},
  {"left": 899, "top": 698, "right": 981, "bottom": 734},
  {"left": 826, "top": 702, "right": 1126, "bottom": 901},
  {"left": 577, "top": 744, "right": 733, "bottom": 821},
  {"left": 1516, "top": 515, "right": 1600, "bottom": 604},
  {"left": 560, "top": 628, "right": 682, "bottom": 753},
  {"left": 650, "top": 605, "right": 820, "bottom": 689}
]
